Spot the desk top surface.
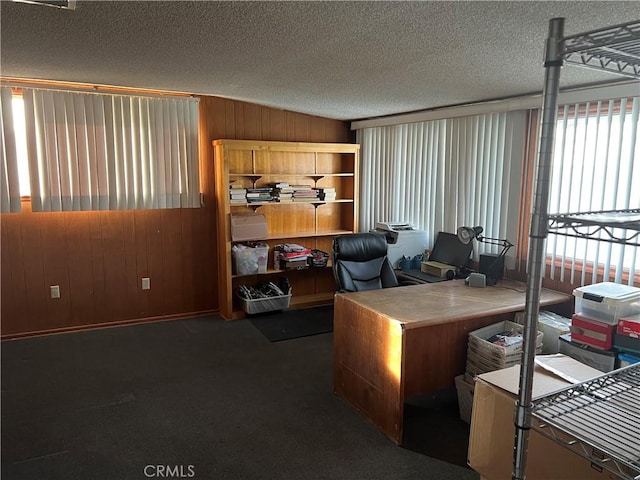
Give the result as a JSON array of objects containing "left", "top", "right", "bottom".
[{"left": 334, "top": 279, "right": 571, "bottom": 329}]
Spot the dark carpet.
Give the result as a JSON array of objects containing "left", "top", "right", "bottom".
[
  {"left": 402, "top": 390, "right": 473, "bottom": 469},
  {"left": 249, "top": 305, "right": 334, "bottom": 342},
  {"left": 1, "top": 309, "right": 478, "bottom": 480}
]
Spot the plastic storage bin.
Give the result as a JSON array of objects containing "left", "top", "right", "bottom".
[
  {"left": 232, "top": 242, "right": 269, "bottom": 275},
  {"left": 618, "top": 352, "right": 640, "bottom": 368},
  {"left": 237, "top": 292, "right": 292, "bottom": 315},
  {"left": 514, "top": 310, "right": 571, "bottom": 354},
  {"left": 573, "top": 282, "right": 640, "bottom": 325},
  {"left": 559, "top": 333, "right": 616, "bottom": 372},
  {"left": 570, "top": 314, "right": 615, "bottom": 350}
]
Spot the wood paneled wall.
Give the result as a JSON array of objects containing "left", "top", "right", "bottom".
[{"left": 0, "top": 95, "right": 352, "bottom": 338}]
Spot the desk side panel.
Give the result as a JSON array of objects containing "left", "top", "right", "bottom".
[{"left": 333, "top": 294, "right": 404, "bottom": 444}]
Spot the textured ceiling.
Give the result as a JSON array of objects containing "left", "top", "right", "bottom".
[{"left": 1, "top": 1, "right": 639, "bottom": 121}]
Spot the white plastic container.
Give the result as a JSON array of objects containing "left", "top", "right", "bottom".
[
  {"left": 232, "top": 242, "right": 269, "bottom": 276},
  {"left": 573, "top": 282, "right": 640, "bottom": 325},
  {"left": 514, "top": 310, "right": 571, "bottom": 354}
]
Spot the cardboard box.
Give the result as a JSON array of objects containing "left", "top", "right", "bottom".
[
  {"left": 420, "top": 260, "right": 456, "bottom": 278},
  {"left": 454, "top": 374, "right": 474, "bottom": 424},
  {"left": 468, "top": 320, "right": 543, "bottom": 361},
  {"left": 468, "top": 355, "right": 608, "bottom": 480},
  {"left": 618, "top": 313, "right": 640, "bottom": 338},
  {"left": 230, "top": 214, "right": 268, "bottom": 241}
]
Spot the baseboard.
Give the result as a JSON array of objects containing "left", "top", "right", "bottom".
[{"left": 0, "top": 309, "right": 218, "bottom": 341}]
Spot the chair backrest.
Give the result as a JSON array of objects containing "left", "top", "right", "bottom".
[{"left": 332, "top": 233, "right": 399, "bottom": 292}]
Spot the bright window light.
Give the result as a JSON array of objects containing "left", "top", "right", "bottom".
[{"left": 12, "top": 94, "right": 30, "bottom": 197}]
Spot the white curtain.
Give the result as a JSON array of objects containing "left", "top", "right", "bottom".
[
  {"left": 547, "top": 97, "right": 639, "bottom": 285},
  {"left": 22, "top": 88, "right": 200, "bottom": 211},
  {"left": 357, "top": 111, "right": 526, "bottom": 263},
  {"left": 1, "top": 87, "right": 22, "bottom": 213}
]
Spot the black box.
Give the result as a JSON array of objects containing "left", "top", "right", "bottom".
[
  {"left": 613, "top": 332, "right": 640, "bottom": 351},
  {"left": 479, "top": 253, "right": 505, "bottom": 284}
]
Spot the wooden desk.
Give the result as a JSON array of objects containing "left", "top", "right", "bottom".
[{"left": 333, "top": 279, "right": 571, "bottom": 444}]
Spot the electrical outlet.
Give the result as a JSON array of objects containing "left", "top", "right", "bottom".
[
  {"left": 142, "top": 277, "right": 150, "bottom": 290},
  {"left": 50, "top": 285, "right": 60, "bottom": 299}
]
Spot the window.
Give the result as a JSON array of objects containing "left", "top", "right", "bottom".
[
  {"left": 545, "top": 97, "right": 639, "bottom": 285},
  {"left": 3, "top": 86, "right": 201, "bottom": 212},
  {"left": 356, "top": 111, "right": 526, "bottom": 264},
  {"left": 12, "top": 93, "right": 30, "bottom": 197},
  {"left": 1, "top": 87, "right": 21, "bottom": 213}
]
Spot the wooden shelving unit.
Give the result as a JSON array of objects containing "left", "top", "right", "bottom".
[{"left": 213, "top": 139, "right": 360, "bottom": 320}]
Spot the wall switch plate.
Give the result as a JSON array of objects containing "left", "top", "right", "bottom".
[
  {"left": 50, "top": 285, "right": 61, "bottom": 298},
  {"left": 142, "top": 277, "right": 150, "bottom": 290}
]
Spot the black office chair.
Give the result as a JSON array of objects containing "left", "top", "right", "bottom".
[{"left": 332, "top": 232, "right": 403, "bottom": 292}]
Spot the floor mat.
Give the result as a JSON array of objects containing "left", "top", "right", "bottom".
[{"left": 249, "top": 305, "right": 334, "bottom": 342}]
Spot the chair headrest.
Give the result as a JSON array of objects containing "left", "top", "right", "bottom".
[{"left": 333, "top": 233, "right": 388, "bottom": 262}]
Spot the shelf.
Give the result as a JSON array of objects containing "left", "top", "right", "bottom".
[
  {"left": 531, "top": 364, "right": 640, "bottom": 480},
  {"left": 289, "top": 292, "right": 335, "bottom": 308},
  {"left": 230, "top": 230, "right": 353, "bottom": 243},
  {"left": 267, "top": 229, "right": 354, "bottom": 241},
  {"left": 231, "top": 199, "right": 354, "bottom": 208},
  {"left": 561, "top": 21, "right": 640, "bottom": 78},
  {"left": 232, "top": 265, "right": 332, "bottom": 279},
  {"left": 547, "top": 209, "right": 640, "bottom": 246},
  {"left": 229, "top": 173, "right": 354, "bottom": 177},
  {"left": 227, "top": 292, "right": 335, "bottom": 320}
]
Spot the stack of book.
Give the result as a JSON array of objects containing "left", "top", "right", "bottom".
[
  {"left": 246, "top": 187, "right": 275, "bottom": 203},
  {"left": 274, "top": 243, "right": 312, "bottom": 270},
  {"left": 229, "top": 186, "right": 247, "bottom": 204},
  {"left": 317, "top": 187, "right": 336, "bottom": 201},
  {"left": 292, "top": 184, "right": 318, "bottom": 202},
  {"left": 272, "top": 182, "right": 294, "bottom": 202}
]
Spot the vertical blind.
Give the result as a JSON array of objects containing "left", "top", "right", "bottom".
[
  {"left": 1, "top": 87, "right": 22, "bottom": 213},
  {"left": 546, "top": 96, "right": 639, "bottom": 286},
  {"left": 21, "top": 88, "right": 200, "bottom": 211},
  {"left": 356, "top": 111, "right": 526, "bottom": 261}
]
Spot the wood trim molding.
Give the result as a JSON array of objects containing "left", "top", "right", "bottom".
[
  {"left": 0, "top": 309, "right": 218, "bottom": 341},
  {"left": 0, "top": 77, "right": 194, "bottom": 98}
]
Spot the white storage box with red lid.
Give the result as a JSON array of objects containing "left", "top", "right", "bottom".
[{"left": 573, "top": 282, "right": 640, "bottom": 325}]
